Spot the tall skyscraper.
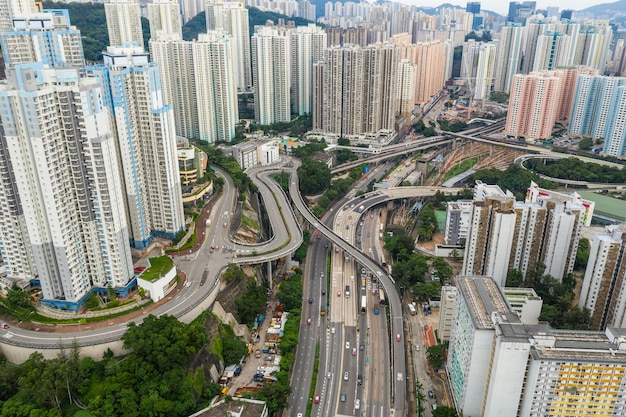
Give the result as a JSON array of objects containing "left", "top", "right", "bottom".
[
  {"left": 448, "top": 276, "right": 626, "bottom": 417},
  {"left": 313, "top": 43, "right": 398, "bottom": 140},
  {"left": 0, "top": 0, "right": 37, "bottom": 31},
  {"left": 461, "top": 181, "right": 592, "bottom": 285},
  {"left": 252, "top": 25, "right": 291, "bottom": 125},
  {"left": 206, "top": 1, "right": 252, "bottom": 92},
  {"left": 603, "top": 86, "right": 626, "bottom": 158},
  {"left": 297, "top": 0, "right": 316, "bottom": 21},
  {"left": 150, "top": 34, "right": 198, "bottom": 139},
  {"left": 580, "top": 224, "right": 626, "bottom": 330},
  {"left": 461, "top": 40, "right": 496, "bottom": 99},
  {"left": 105, "top": 0, "right": 144, "bottom": 48},
  {"left": 88, "top": 44, "right": 184, "bottom": 249},
  {"left": 290, "top": 24, "right": 327, "bottom": 116},
  {"left": 569, "top": 75, "right": 626, "bottom": 142},
  {"left": 505, "top": 71, "right": 562, "bottom": 140},
  {"left": 0, "top": 9, "right": 85, "bottom": 70},
  {"left": 0, "top": 64, "right": 134, "bottom": 307},
  {"left": 507, "top": 1, "right": 536, "bottom": 24},
  {"left": 396, "top": 59, "right": 416, "bottom": 118},
  {"left": 532, "top": 31, "right": 571, "bottom": 71},
  {"left": 193, "top": 31, "right": 239, "bottom": 142},
  {"left": 147, "top": 0, "right": 182, "bottom": 39},
  {"left": 574, "top": 22, "right": 612, "bottom": 74},
  {"left": 555, "top": 66, "right": 598, "bottom": 124},
  {"left": 493, "top": 24, "right": 524, "bottom": 92}
]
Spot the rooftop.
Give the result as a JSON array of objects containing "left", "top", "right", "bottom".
[
  {"left": 458, "top": 276, "right": 511, "bottom": 329},
  {"left": 577, "top": 191, "right": 626, "bottom": 222},
  {"left": 140, "top": 256, "right": 174, "bottom": 282}
]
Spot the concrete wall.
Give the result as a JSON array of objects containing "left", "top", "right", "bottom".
[{"left": 0, "top": 339, "right": 129, "bottom": 364}]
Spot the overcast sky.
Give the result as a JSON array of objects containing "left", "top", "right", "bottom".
[{"left": 401, "top": 0, "right": 612, "bottom": 16}]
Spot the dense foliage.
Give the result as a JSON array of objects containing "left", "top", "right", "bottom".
[
  {"left": 0, "top": 316, "right": 214, "bottom": 417},
  {"left": 416, "top": 203, "right": 438, "bottom": 241},
  {"left": 384, "top": 230, "right": 431, "bottom": 290},
  {"left": 489, "top": 92, "right": 509, "bottom": 103},
  {"left": 297, "top": 159, "right": 332, "bottom": 195},
  {"left": 412, "top": 119, "right": 437, "bottom": 137},
  {"left": 469, "top": 164, "right": 555, "bottom": 200},
  {"left": 433, "top": 406, "right": 460, "bottom": 417},
  {"left": 235, "top": 278, "right": 268, "bottom": 326},
  {"left": 43, "top": 1, "right": 150, "bottom": 62},
  {"left": 438, "top": 119, "right": 468, "bottom": 132},
  {"left": 277, "top": 269, "right": 303, "bottom": 312},
  {"left": 526, "top": 157, "right": 626, "bottom": 183},
  {"left": 312, "top": 165, "right": 364, "bottom": 216},
  {"left": 292, "top": 140, "right": 327, "bottom": 158},
  {"left": 426, "top": 341, "right": 449, "bottom": 370},
  {"left": 293, "top": 230, "right": 311, "bottom": 263},
  {"left": 251, "top": 114, "right": 313, "bottom": 138}
]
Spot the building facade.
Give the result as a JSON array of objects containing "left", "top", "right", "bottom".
[
  {"left": 88, "top": 44, "right": 184, "bottom": 249},
  {"left": 290, "top": 24, "right": 327, "bottom": 116},
  {"left": 105, "top": 0, "right": 144, "bottom": 47}
]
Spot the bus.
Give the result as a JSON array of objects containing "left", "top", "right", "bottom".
[
  {"left": 379, "top": 289, "right": 386, "bottom": 305},
  {"left": 360, "top": 295, "right": 367, "bottom": 314}
]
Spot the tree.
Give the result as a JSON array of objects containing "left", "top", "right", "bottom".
[
  {"left": 450, "top": 249, "right": 460, "bottom": 262},
  {"left": 432, "top": 257, "right": 453, "bottom": 281},
  {"left": 579, "top": 137, "right": 593, "bottom": 151},
  {"left": 413, "top": 282, "right": 442, "bottom": 300},
  {"left": 122, "top": 315, "right": 207, "bottom": 373},
  {"left": 235, "top": 278, "right": 267, "bottom": 326},
  {"left": 223, "top": 264, "right": 246, "bottom": 283},
  {"left": 426, "top": 341, "right": 449, "bottom": 370},
  {"left": 506, "top": 269, "right": 524, "bottom": 287},
  {"left": 222, "top": 337, "right": 248, "bottom": 366},
  {"left": 337, "top": 137, "right": 350, "bottom": 146},
  {"left": 297, "top": 159, "right": 331, "bottom": 195},
  {"left": 489, "top": 92, "right": 510, "bottom": 103},
  {"left": 433, "top": 405, "right": 460, "bottom": 417},
  {"left": 277, "top": 270, "right": 303, "bottom": 311},
  {"left": 574, "top": 237, "right": 590, "bottom": 270}
]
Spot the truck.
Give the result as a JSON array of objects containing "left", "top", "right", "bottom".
[
  {"left": 205, "top": 219, "right": 212, "bottom": 227},
  {"left": 373, "top": 303, "right": 380, "bottom": 315}
]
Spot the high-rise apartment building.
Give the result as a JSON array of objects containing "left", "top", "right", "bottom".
[
  {"left": 444, "top": 200, "right": 473, "bottom": 245},
  {"left": 507, "top": 1, "right": 536, "bottom": 24},
  {"left": 505, "top": 71, "right": 562, "bottom": 140},
  {"left": 396, "top": 59, "right": 416, "bottom": 118},
  {"left": 0, "top": 63, "right": 134, "bottom": 308},
  {"left": 290, "top": 24, "right": 327, "bottom": 116},
  {"left": 105, "top": 0, "right": 144, "bottom": 48},
  {"left": 603, "top": 86, "right": 626, "bottom": 158},
  {"left": 390, "top": 34, "right": 446, "bottom": 104},
  {"left": 193, "top": 32, "right": 239, "bottom": 142},
  {"left": 461, "top": 40, "right": 496, "bottom": 99},
  {"left": 0, "top": 10, "right": 85, "bottom": 70},
  {"left": 493, "top": 23, "right": 524, "bottom": 92},
  {"left": 297, "top": 0, "right": 315, "bottom": 21},
  {"left": 88, "top": 44, "right": 184, "bottom": 249},
  {"left": 554, "top": 66, "right": 598, "bottom": 124},
  {"left": 532, "top": 31, "right": 571, "bottom": 71},
  {"left": 0, "top": 0, "right": 37, "bottom": 31},
  {"left": 438, "top": 285, "right": 458, "bottom": 341},
  {"left": 574, "top": 22, "right": 612, "bottom": 74},
  {"left": 206, "top": 1, "right": 252, "bottom": 92},
  {"left": 252, "top": 25, "right": 291, "bottom": 125},
  {"left": 313, "top": 43, "right": 398, "bottom": 140},
  {"left": 147, "top": 0, "right": 182, "bottom": 39},
  {"left": 448, "top": 276, "right": 626, "bottom": 417},
  {"left": 461, "top": 181, "right": 592, "bottom": 285},
  {"left": 580, "top": 224, "right": 626, "bottom": 330}
]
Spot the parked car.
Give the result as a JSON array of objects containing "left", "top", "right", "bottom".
[
  {"left": 0, "top": 323, "right": 8, "bottom": 329},
  {"left": 428, "top": 390, "right": 434, "bottom": 398}
]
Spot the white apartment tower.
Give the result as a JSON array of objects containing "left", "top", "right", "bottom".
[
  {"left": 396, "top": 59, "right": 416, "bottom": 118},
  {"left": 580, "top": 224, "right": 626, "bottom": 330},
  {"left": 105, "top": 0, "right": 144, "bottom": 48},
  {"left": 147, "top": 0, "right": 182, "bottom": 39},
  {"left": 0, "top": 64, "right": 134, "bottom": 307},
  {"left": 206, "top": 1, "right": 252, "bottom": 91},
  {"left": 193, "top": 31, "right": 239, "bottom": 142},
  {"left": 252, "top": 25, "right": 291, "bottom": 125},
  {"left": 0, "top": 0, "right": 37, "bottom": 31},
  {"left": 88, "top": 45, "right": 184, "bottom": 249},
  {"left": 448, "top": 276, "right": 626, "bottom": 417},
  {"left": 290, "top": 24, "right": 327, "bottom": 116},
  {"left": 150, "top": 34, "right": 198, "bottom": 139},
  {"left": 0, "top": 10, "right": 85, "bottom": 70},
  {"left": 494, "top": 24, "right": 524, "bottom": 92}
]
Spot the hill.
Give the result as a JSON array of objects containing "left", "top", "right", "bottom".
[{"left": 579, "top": 0, "right": 626, "bottom": 14}]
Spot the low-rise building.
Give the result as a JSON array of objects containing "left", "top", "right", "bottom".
[{"left": 233, "top": 139, "right": 281, "bottom": 170}]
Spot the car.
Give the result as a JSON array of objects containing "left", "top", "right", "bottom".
[
  {"left": 352, "top": 347, "right": 357, "bottom": 356},
  {"left": 337, "top": 291, "right": 341, "bottom": 297},
  {"left": 308, "top": 297, "right": 313, "bottom": 304},
  {"left": 324, "top": 243, "right": 328, "bottom": 248},
  {"left": 307, "top": 317, "right": 312, "bottom": 325},
  {"left": 344, "top": 372, "right": 349, "bottom": 381},
  {"left": 355, "top": 399, "right": 361, "bottom": 409},
  {"left": 297, "top": 414, "right": 303, "bottom": 417},
  {"left": 314, "top": 394, "right": 321, "bottom": 404},
  {"left": 428, "top": 390, "right": 434, "bottom": 398},
  {"left": 223, "top": 222, "right": 227, "bottom": 228},
  {"left": 360, "top": 343, "right": 364, "bottom": 351},
  {"left": 0, "top": 323, "right": 7, "bottom": 329},
  {"left": 357, "top": 374, "right": 362, "bottom": 385},
  {"left": 321, "top": 289, "right": 326, "bottom": 295},
  {"left": 346, "top": 341, "right": 350, "bottom": 349},
  {"left": 340, "top": 392, "right": 347, "bottom": 402},
  {"left": 368, "top": 247, "right": 372, "bottom": 253},
  {"left": 327, "top": 372, "right": 332, "bottom": 379},
  {"left": 396, "top": 333, "right": 401, "bottom": 342}
]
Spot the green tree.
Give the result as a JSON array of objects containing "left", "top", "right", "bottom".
[
  {"left": 412, "top": 282, "right": 442, "bottom": 300},
  {"left": 426, "top": 341, "right": 449, "bottom": 370},
  {"left": 432, "top": 257, "right": 453, "bottom": 281},
  {"left": 337, "top": 137, "right": 350, "bottom": 146},
  {"left": 122, "top": 314, "right": 207, "bottom": 374},
  {"left": 277, "top": 270, "right": 303, "bottom": 311},
  {"left": 506, "top": 269, "right": 524, "bottom": 287},
  {"left": 450, "top": 249, "right": 460, "bottom": 262},
  {"left": 433, "top": 405, "right": 460, "bottom": 417},
  {"left": 6, "top": 284, "right": 33, "bottom": 309},
  {"left": 235, "top": 278, "right": 268, "bottom": 326},
  {"left": 579, "top": 137, "right": 593, "bottom": 151},
  {"left": 223, "top": 264, "right": 247, "bottom": 283},
  {"left": 489, "top": 92, "right": 510, "bottom": 103},
  {"left": 297, "top": 159, "right": 331, "bottom": 195},
  {"left": 574, "top": 237, "right": 590, "bottom": 270},
  {"left": 222, "top": 337, "right": 248, "bottom": 366}
]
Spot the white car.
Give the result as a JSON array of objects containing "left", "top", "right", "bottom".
[{"left": 345, "top": 341, "right": 350, "bottom": 349}]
